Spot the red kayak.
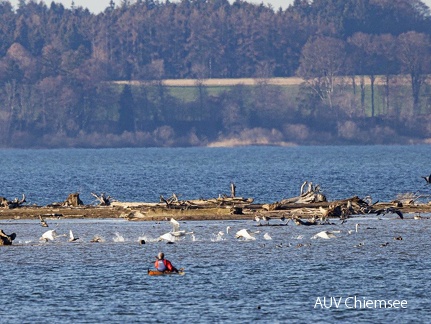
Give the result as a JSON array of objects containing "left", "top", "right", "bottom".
[{"left": 148, "top": 269, "right": 185, "bottom": 276}]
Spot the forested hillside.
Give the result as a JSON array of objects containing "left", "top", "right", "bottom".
[{"left": 1, "top": 0, "right": 431, "bottom": 147}]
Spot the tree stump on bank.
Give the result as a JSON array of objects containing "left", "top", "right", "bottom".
[
  {"left": 0, "top": 194, "right": 26, "bottom": 209},
  {"left": 63, "top": 193, "right": 83, "bottom": 207}
]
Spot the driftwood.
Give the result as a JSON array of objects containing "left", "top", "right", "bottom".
[
  {"left": 272, "top": 195, "right": 374, "bottom": 224},
  {"left": 158, "top": 193, "right": 253, "bottom": 210},
  {"left": 63, "top": 193, "right": 83, "bottom": 207},
  {"left": 325, "top": 196, "right": 375, "bottom": 218},
  {"left": 160, "top": 194, "right": 187, "bottom": 208},
  {"left": 216, "top": 196, "right": 253, "bottom": 206},
  {"left": 263, "top": 182, "right": 326, "bottom": 211},
  {"left": 230, "top": 182, "right": 236, "bottom": 198},
  {"left": 0, "top": 194, "right": 26, "bottom": 209},
  {"left": 393, "top": 192, "right": 431, "bottom": 206},
  {"left": 282, "top": 181, "right": 327, "bottom": 204},
  {"left": 0, "top": 229, "right": 16, "bottom": 245},
  {"left": 91, "top": 192, "right": 111, "bottom": 206}
]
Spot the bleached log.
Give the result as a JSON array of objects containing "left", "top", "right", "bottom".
[
  {"left": 91, "top": 192, "right": 111, "bottom": 206},
  {"left": 0, "top": 194, "right": 26, "bottom": 209}
]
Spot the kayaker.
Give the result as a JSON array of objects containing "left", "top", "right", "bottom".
[{"left": 154, "top": 252, "right": 178, "bottom": 273}]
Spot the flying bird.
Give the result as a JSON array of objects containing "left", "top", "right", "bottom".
[
  {"left": 375, "top": 207, "right": 403, "bottom": 219},
  {"left": 254, "top": 215, "right": 261, "bottom": 225},
  {"left": 39, "top": 215, "right": 49, "bottom": 227},
  {"left": 40, "top": 229, "right": 58, "bottom": 242},
  {"left": 235, "top": 229, "right": 256, "bottom": 240},
  {"left": 169, "top": 218, "right": 192, "bottom": 237},
  {"left": 422, "top": 174, "right": 431, "bottom": 184},
  {"left": 171, "top": 218, "right": 180, "bottom": 232},
  {"left": 158, "top": 219, "right": 192, "bottom": 242},
  {"left": 69, "top": 230, "right": 79, "bottom": 242}
]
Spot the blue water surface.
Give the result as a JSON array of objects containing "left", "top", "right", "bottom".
[
  {"left": 1, "top": 145, "right": 431, "bottom": 205},
  {"left": 1, "top": 146, "right": 431, "bottom": 322}
]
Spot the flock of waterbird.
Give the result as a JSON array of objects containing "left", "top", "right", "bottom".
[
  {"left": 35, "top": 204, "right": 409, "bottom": 246},
  {"left": 34, "top": 174, "right": 431, "bottom": 247},
  {"left": 3, "top": 172, "right": 428, "bottom": 247},
  {"left": 29, "top": 215, "right": 410, "bottom": 250},
  {"left": 37, "top": 215, "right": 99, "bottom": 243},
  {"left": 155, "top": 210, "right": 409, "bottom": 249},
  {"left": 163, "top": 190, "right": 427, "bottom": 247}
]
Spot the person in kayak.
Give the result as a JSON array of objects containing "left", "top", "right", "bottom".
[{"left": 154, "top": 252, "right": 178, "bottom": 273}]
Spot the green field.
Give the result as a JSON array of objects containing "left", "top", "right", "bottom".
[{"left": 111, "top": 77, "right": 430, "bottom": 117}]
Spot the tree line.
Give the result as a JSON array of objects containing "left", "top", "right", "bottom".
[{"left": 0, "top": 0, "right": 431, "bottom": 147}]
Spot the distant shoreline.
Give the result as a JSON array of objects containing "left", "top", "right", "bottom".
[{"left": 111, "top": 76, "right": 392, "bottom": 87}]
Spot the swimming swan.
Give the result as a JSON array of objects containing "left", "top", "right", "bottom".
[{"left": 311, "top": 231, "right": 337, "bottom": 239}]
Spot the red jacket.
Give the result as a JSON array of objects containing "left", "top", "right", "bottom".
[{"left": 154, "top": 259, "right": 176, "bottom": 272}]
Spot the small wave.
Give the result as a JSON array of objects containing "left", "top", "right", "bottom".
[
  {"left": 292, "top": 235, "right": 304, "bottom": 240},
  {"left": 211, "top": 233, "right": 225, "bottom": 242}
]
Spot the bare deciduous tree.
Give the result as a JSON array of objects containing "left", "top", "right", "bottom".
[
  {"left": 397, "top": 31, "right": 431, "bottom": 115},
  {"left": 297, "top": 36, "right": 347, "bottom": 112}
]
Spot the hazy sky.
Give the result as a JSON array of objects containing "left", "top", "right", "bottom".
[{"left": 7, "top": 0, "right": 431, "bottom": 14}]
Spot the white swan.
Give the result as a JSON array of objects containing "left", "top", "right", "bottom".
[
  {"left": 158, "top": 232, "right": 177, "bottom": 243},
  {"left": 263, "top": 233, "right": 272, "bottom": 240},
  {"left": 169, "top": 218, "right": 193, "bottom": 237},
  {"left": 215, "top": 231, "right": 225, "bottom": 241},
  {"left": 158, "top": 218, "right": 193, "bottom": 241},
  {"left": 170, "top": 218, "right": 185, "bottom": 236},
  {"left": 235, "top": 229, "right": 256, "bottom": 240},
  {"left": 171, "top": 218, "right": 180, "bottom": 232},
  {"left": 348, "top": 223, "right": 360, "bottom": 234},
  {"left": 113, "top": 232, "right": 125, "bottom": 242},
  {"left": 311, "top": 231, "right": 337, "bottom": 239},
  {"left": 40, "top": 229, "right": 58, "bottom": 242}
]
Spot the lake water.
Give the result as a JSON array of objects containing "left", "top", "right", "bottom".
[
  {"left": 1, "top": 146, "right": 431, "bottom": 322},
  {"left": 2, "top": 145, "right": 431, "bottom": 205}
]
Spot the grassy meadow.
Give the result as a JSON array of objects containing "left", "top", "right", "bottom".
[{"left": 112, "top": 76, "right": 431, "bottom": 118}]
